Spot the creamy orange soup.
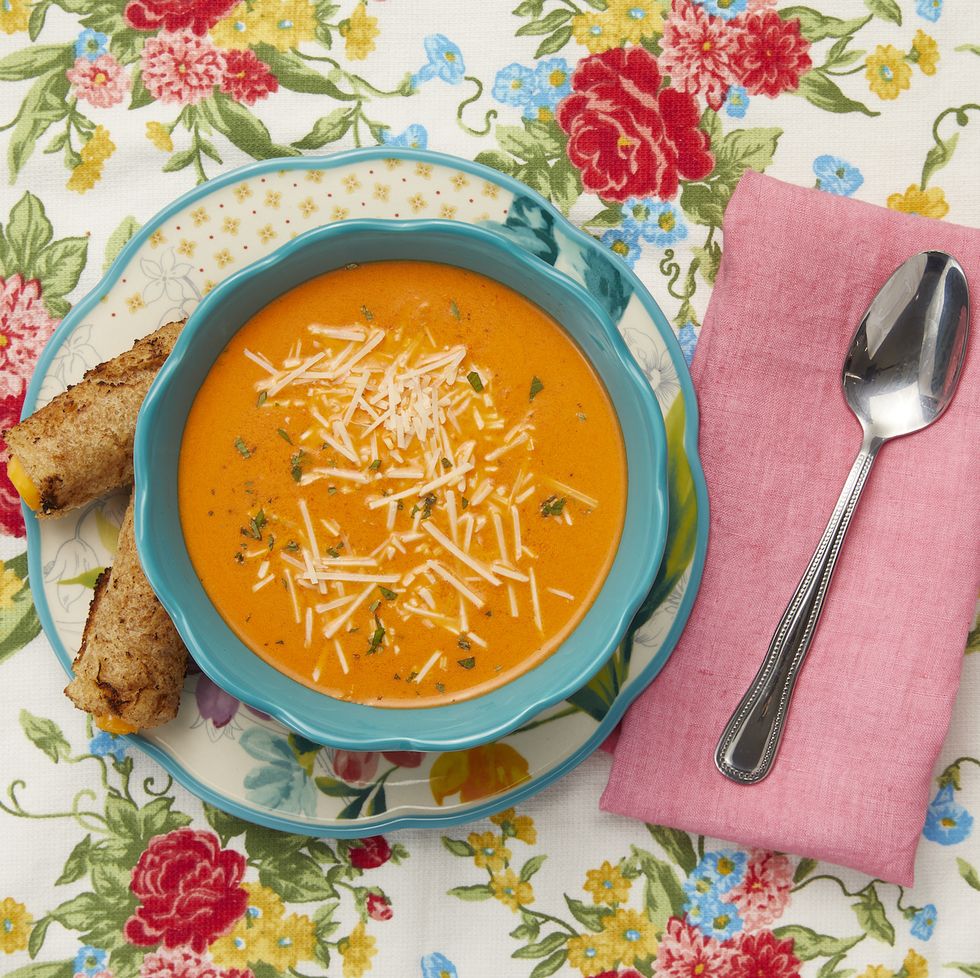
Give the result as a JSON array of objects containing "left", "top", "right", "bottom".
[{"left": 179, "top": 261, "right": 627, "bottom": 706}]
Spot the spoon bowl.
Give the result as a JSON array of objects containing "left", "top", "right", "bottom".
[
  {"left": 716, "top": 251, "right": 970, "bottom": 784},
  {"left": 844, "top": 251, "right": 970, "bottom": 440}
]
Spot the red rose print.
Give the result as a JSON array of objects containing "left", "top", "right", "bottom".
[
  {"left": 729, "top": 930, "right": 802, "bottom": 978},
  {"left": 0, "top": 391, "right": 27, "bottom": 539},
  {"left": 331, "top": 750, "right": 380, "bottom": 785},
  {"left": 124, "top": 829, "right": 248, "bottom": 953},
  {"left": 220, "top": 50, "right": 278, "bottom": 106},
  {"left": 556, "top": 46, "right": 713, "bottom": 202},
  {"left": 366, "top": 892, "right": 393, "bottom": 921},
  {"left": 124, "top": 0, "right": 236, "bottom": 35},
  {"left": 730, "top": 10, "right": 812, "bottom": 97},
  {"left": 349, "top": 835, "right": 391, "bottom": 870}
]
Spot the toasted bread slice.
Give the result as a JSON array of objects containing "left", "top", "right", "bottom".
[
  {"left": 65, "top": 494, "right": 188, "bottom": 730},
  {"left": 5, "top": 319, "right": 184, "bottom": 518}
]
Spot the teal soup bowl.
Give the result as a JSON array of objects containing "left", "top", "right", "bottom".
[{"left": 135, "top": 219, "right": 668, "bottom": 752}]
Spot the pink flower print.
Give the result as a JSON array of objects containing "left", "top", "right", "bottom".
[
  {"left": 0, "top": 275, "right": 58, "bottom": 400},
  {"left": 141, "top": 31, "right": 225, "bottom": 105},
  {"left": 654, "top": 916, "right": 735, "bottom": 978},
  {"left": 330, "top": 750, "right": 380, "bottom": 786},
  {"left": 139, "top": 947, "right": 222, "bottom": 978},
  {"left": 727, "top": 850, "right": 793, "bottom": 928},
  {"left": 66, "top": 55, "right": 130, "bottom": 108},
  {"left": 748, "top": 0, "right": 777, "bottom": 8},
  {"left": 659, "top": 0, "right": 739, "bottom": 110}
]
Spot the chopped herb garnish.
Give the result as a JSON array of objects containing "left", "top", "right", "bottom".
[
  {"left": 290, "top": 450, "right": 306, "bottom": 483},
  {"left": 241, "top": 509, "right": 267, "bottom": 539},
  {"left": 449, "top": 299, "right": 461, "bottom": 320},
  {"left": 461, "top": 496, "right": 469, "bottom": 510},
  {"left": 467, "top": 371, "right": 484, "bottom": 392},
  {"left": 540, "top": 495, "right": 567, "bottom": 517},
  {"left": 441, "top": 457, "right": 451, "bottom": 470},
  {"left": 576, "top": 412, "right": 587, "bottom": 422},
  {"left": 420, "top": 492, "right": 437, "bottom": 520},
  {"left": 256, "top": 391, "right": 267, "bottom": 407},
  {"left": 369, "top": 599, "right": 381, "bottom": 613},
  {"left": 326, "top": 546, "right": 341, "bottom": 558},
  {"left": 435, "top": 682, "right": 446, "bottom": 694},
  {"left": 379, "top": 586, "right": 398, "bottom": 601},
  {"left": 369, "top": 459, "right": 382, "bottom": 471},
  {"left": 457, "top": 636, "right": 471, "bottom": 651},
  {"left": 267, "top": 535, "right": 275, "bottom": 550},
  {"left": 457, "top": 657, "right": 475, "bottom": 670},
  {"left": 234, "top": 552, "right": 244, "bottom": 564},
  {"left": 367, "top": 621, "right": 385, "bottom": 653},
  {"left": 327, "top": 486, "right": 337, "bottom": 495},
  {"left": 234, "top": 437, "right": 251, "bottom": 459},
  {"left": 529, "top": 376, "right": 544, "bottom": 401},
  {"left": 277, "top": 428, "right": 292, "bottom": 444},
  {"left": 361, "top": 304, "right": 374, "bottom": 321},
  {"left": 408, "top": 671, "right": 418, "bottom": 681},
  {"left": 285, "top": 540, "right": 299, "bottom": 552}
]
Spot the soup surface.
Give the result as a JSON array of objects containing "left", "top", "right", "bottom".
[{"left": 179, "top": 261, "right": 627, "bottom": 706}]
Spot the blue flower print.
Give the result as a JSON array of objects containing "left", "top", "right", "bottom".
[
  {"left": 414, "top": 35, "right": 465, "bottom": 86},
  {"left": 813, "top": 155, "right": 864, "bottom": 197},
  {"left": 622, "top": 199, "right": 688, "bottom": 248},
  {"left": 677, "top": 322, "right": 699, "bottom": 365},
  {"left": 684, "top": 850, "right": 747, "bottom": 897},
  {"left": 89, "top": 729, "right": 127, "bottom": 763},
  {"left": 695, "top": 0, "right": 747, "bottom": 21},
  {"left": 684, "top": 889, "right": 742, "bottom": 941},
  {"left": 923, "top": 784, "right": 974, "bottom": 844},
  {"left": 910, "top": 904, "right": 937, "bottom": 940},
  {"left": 725, "top": 84, "right": 750, "bottom": 118},
  {"left": 382, "top": 124, "right": 428, "bottom": 150},
  {"left": 421, "top": 952, "right": 458, "bottom": 978},
  {"left": 74, "top": 29, "right": 108, "bottom": 61},
  {"left": 74, "top": 946, "right": 108, "bottom": 977},
  {"left": 916, "top": 0, "right": 942, "bottom": 21},
  {"left": 532, "top": 58, "right": 571, "bottom": 111},
  {"left": 240, "top": 727, "right": 317, "bottom": 816},
  {"left": 601, "top": 228, "right": 642, "bottom": 268},
  {"left": 493, "top": 63, "right": 536, "bottom": 107}
]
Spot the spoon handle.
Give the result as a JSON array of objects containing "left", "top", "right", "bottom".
[{"left": 715, "top": 435, "right": 884, "bottom": 784}]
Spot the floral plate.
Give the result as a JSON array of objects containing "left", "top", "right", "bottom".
[{"left": 23, "top": 147, "right": 708, "bottom": 836}]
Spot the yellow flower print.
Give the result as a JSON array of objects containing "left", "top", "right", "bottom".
[
  {"left": 126, "top": 293, "right": 145, "bottom": 312},
  {"left": 215, "top": 248, "right": 234, "bottom": 267},
  {"left": 429, "top": 743, "right": 530, "bottom": 805},
  {"left": 572, "top": 12, "right": 617, "bottom": 54},
  {"left": 567, "top": 931, "right": 615, "bottom": 976},
  {"left": 490, "top": 869, "right": 533, "bottom": 910},
  {"left": 212, "top": 0, "right": 315, "bottom": 51},
  {"left": 299, "top": 197, "right": 319, "bottom": 216},
  {"left": 149, "top": 229, "right": 166, "bottom": 247},
  {"left": 866, "top": 45, "right": 912, "bottom": 100},
  {"left": 583, "top": 860, "right": 630, "bottom": 905},
  {"left": 858, "top": 967, "right": 893, "bottom": 978},
  {"left": 177, "top": 239, "right": 196, "bottom": 257},
  {"left": 341, "top": 2, "right": 379, "bottom": 61},
  {"left": 910, "top": 30, "right": 939, "bottom": 76},
  {"left": 262, "top": 913, "right": 316, "bottom": 971},
  {"left": 265, "top": 190, "right": 281, "bottom": 208},
  {"left": 0, "top": 565, "right": 24, "bottom": 610},
  {"left": 223, "top": 216, "right": 241, "bottom": 234},
  {"left": 191, "top": 206, "right": 209, "bottom": 225},
  {"left": 340, "top": 921, "right": 376, "bottom": 978},
  {"left": 146, "top": 121, "right": 174, "bottom": 152},
  {"left": 606, "top": 0, "right": 664, "bottom": 44},
  {"left": 490, "top": 807, "right": 537, "bottom": 844},
  {"left": 0, "top": 0, "right": 29, "bottom": 34},
  {"left": 0, "top": 897, "right": 31, "bottom": 953},
  {"left": 468, "top": 831, "right": 511, "bottom": 872},
  {"left": 68, "top": 126, "right": 116, "bottom": 193},
  {"left": 600, "top": 907, "right": 657, "bottom": 967},
  {"left": 210, "top": 2, "right": 258, "bottom": 47},
  {"left": 887, "top": 184, "right": 949, "bottom": 219},
  {"left": 258, "top": 224, "right": 277, "bottom": 243},
  {"left": 211, "top": 883, "right": 286, "bottom": 968},
  {"left": 904, "top": 949, "right": 928, "bottom": 978}
]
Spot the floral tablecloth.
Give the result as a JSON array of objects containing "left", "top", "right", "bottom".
[{"left": 1, "top": 0, "right": 979, "bottom": 976}]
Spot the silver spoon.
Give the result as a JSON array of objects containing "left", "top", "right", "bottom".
[{"left": 715, "top": 251, "right": 970, "bottom": 785}]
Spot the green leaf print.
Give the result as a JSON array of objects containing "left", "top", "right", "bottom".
[
  {"left": 55, "top": 834, "right": 94, "bottom": 886},
  {"left": 6, "top": 191, "right": 52, "bottom": 269},
  {"left": 6, "top": 963, "right": 75, "bottom": 978},
  {"left": 0, "top": 44, "right": 73, "bottom": 82},
  {"left": 442, "top": 836, "right": 476, "bottom": 857},
  {"left": 797, "top": 72, "right": 880, "bottom": 117},
  {"left": 947, "top": 965, "right": 980, "bottom": 977},
  {"left": 58, "top": 567, "right": 105, "bottom": 589},
  {"left": 535, "top": 26, "right": 573, "bottom": 58},
  {"left": 448, "top": 883, "right": 495, "bottom": 900},
  {"left": 19, "top": 710, "right": 71, "bottom": 763},
  {"left": 633, "top": 847, "right": 685, "bottom": 933},
  {"left": 863, "top": 0, "right": 901, "bottom": 26},
  {"left": 793, "top": 856, "right": 818, "bottom": 882},
  {"left": 564, "top": 896, "right": 611, "bottom": 933},
  {"left": 259, "top": 851, "right": 338, "bottom": 902},
  {"left": 0, "top": 552, "right": 42, "bottom": 665},
  {"left": 957, "top": 857, "right": 980, "bottom": 890},
  {"left": 778, "top": 7, "right": 871, "bottom": 42},
  {"left": 512, "top": 932, "right": 567, "bottom": 959},
  {"left": 28, "top": 915, "right": 54, "bottom": 957},
  {"left": 529, "top": 949, "right": 568, "bottom": 978},
  {"left": 771, "top": 926, "right": 864, "bottom": 960},
  {"left": 128, "top": 70, "right": 154, "bottom": 109},
  {"left": 7, "top": 69, "right": 71, "bottom": 183},
  {"left": 515, "top": 9, "right": 571, "bottom": 35},
  {"left": 292, "top": 107, "right": 357, "bottom": 149},
  {"left": 32, "top": 237, "right": 88, "bottom": 301},
  {"left": 103, "top": 215, "right": 138, "bottom": 270},
  {"left": 203, "top": 802, "right": 250, "bottom": 844},
  {"left": 204, "top": 93, "right": 301, "bottom": 161},
  {"left": 252, "top": 44, "right": 359, "bottom": 99},
  {"left": 474, "top": 150, "right": 519, "bottom": 176},
  {"left": 851, "top": 883, "right": 895, "bottom": 944},
  {"left": 520, "top": 854, "right": 547, "bottom": 882},
  {"left": 647, "top": 825, "right": 698, "bottom": 875}
]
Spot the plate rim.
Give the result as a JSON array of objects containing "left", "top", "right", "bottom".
[{"left": 23, "top": 146, "right": 710, "bottom": 835}]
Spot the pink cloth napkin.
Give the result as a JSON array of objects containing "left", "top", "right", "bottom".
[{"left": 601, "top": 170, "right": 980, "bottom": 885}]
